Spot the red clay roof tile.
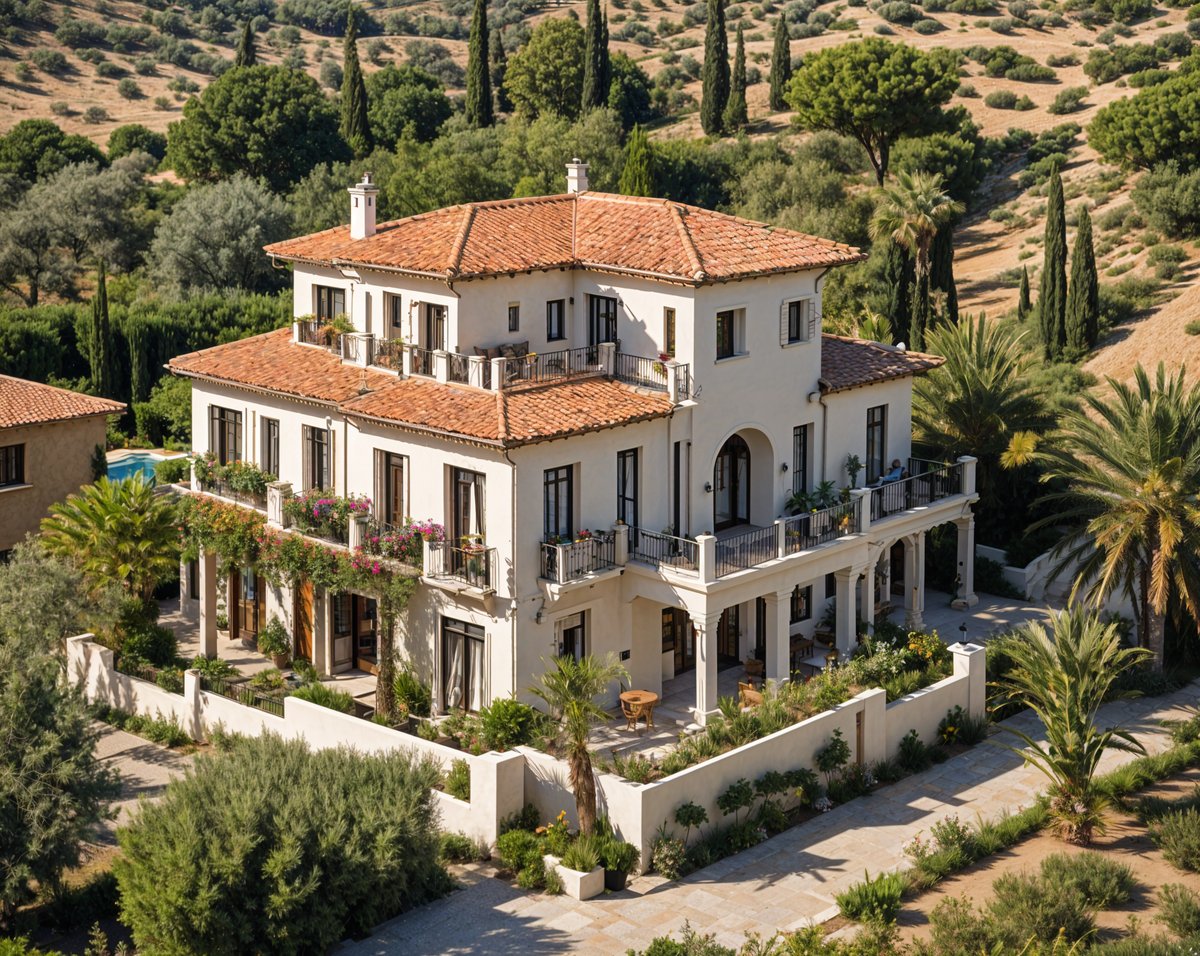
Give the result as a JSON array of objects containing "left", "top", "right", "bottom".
[
  {"left": 820, "top": 335, "right": 944, "bottom": 394},
  {"left": 0, "top": 375, "right": 125, "bottom": 429}
]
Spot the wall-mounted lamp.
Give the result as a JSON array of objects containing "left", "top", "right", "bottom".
[
  {"left": 780, "top": 462, "right": 789, "bottom": 474},
  {"left": 535, "top": 598, "right": 546, "bottom": 625},
  {"left": 703, "top": 481, "right": 713, "bottom": 493},
  {"left": 569, "top": 296, "right": 575, "bottom": 304}
]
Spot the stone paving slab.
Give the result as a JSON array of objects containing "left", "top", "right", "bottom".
[
  {"left": 340, "top": 682, "right": 1200, "bottom": 955},
  {"left": 93, "top": 723, "right": 194, "bottom": 843}
]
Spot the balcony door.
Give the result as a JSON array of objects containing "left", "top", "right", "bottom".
[
  {"left": 662, "top": 608, "right": 694, "bottom": 673},
  {"left": 588, "top": 295, "right": 617, "bottom": 347},
  {"left": 713, "top": 434, "right": 750, "bottom": 530},
  {"left": 452, "top": 468, "right": 485, "bottom": 544},
  {"left": 442, "top": 617, "right": 485, "bottom": 712},
  {"left": 424, "top": 303, "right": 447, "bottom": 351},
  {"left": 717, "top": 606, "right": 740, "bottom": 665}
]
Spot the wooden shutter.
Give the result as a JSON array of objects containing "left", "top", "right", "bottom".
[
  {"left": 327, "top": 429, "right": 335, "bottom": 491},
  {"left": 807, "top": 298, "right": 818, "bottom": 341},
  {"left": 302, "top": 426, "right": 312, "bottom": 491},
  {"left": 373, "top": 449, "right": 385, "bottom": 522},
  {"left": 779, "top": 300, "right": 790, "bottom": 346}
]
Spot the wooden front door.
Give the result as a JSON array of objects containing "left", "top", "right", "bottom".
[
  {"left": 294, "top": 579, "right": 314, "bottom": 661},
  {"left": 353, "top": 595, "right": 379, "bottom": 675},
  {"left": 717, "top": 606, "right": 741, "bottom": 664},
  {"left": 235, "top": 568, "right": 263, "bottom": 642}
]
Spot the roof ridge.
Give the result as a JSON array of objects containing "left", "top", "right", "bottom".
[
  {"left": 669, "top": 202, "right": 707, "bottom": 281},
  {"left": 496, "top": 386, "right": 510, "bottom": 443},
  {"left": 448, "top": 205, "right": 477, "bottom": 276}
]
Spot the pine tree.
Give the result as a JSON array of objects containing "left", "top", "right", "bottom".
[
  {"left": 700, "top": 0, "right": 729, "bottom": 136},
  {"left": 340, "top": 8, "right": 372, "bottom": 157},
  {"left": 723, "top": 24, "right": 748, "bottom": 131},
  {"left": 234, "top": 20, "right": 256, "bottom": 68},
  {"left": 1065, "top": 205, "right": 1100, "bottom": 355},
  {"left": 930, "top": 224, "right": 958, "bottom": 326},
  {"left": 618, "top": 125, "right": 653, "bottom": 196},
  {"left": 1038, "top": 165, "right": 1067, "bottom": 359},
  {"left": 89, "top": 261, "right": 112, "bottom": 399},
  {"left": 465, "top": 0, "right": 493, "bottom": 127},
  {"left": 768, "top": 15, "right": 791, "bottom": 112},
  {"left": 582, "top": 0, "right": 610, "bottom": 112},
  {"left": 490, "top": 28, "right": 510, "bottom": 115},
  {"left": 1018, "top": 265, "right": 1031, "bottom": 322}
]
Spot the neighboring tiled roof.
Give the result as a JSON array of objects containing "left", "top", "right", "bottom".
[
  {"left": 820, "top": 335, "right": 944, "bottom": 394},
  {"left": 263, "top": 193, "right": 865, "bottom": 284},
  {"left": 0, "top": 375, "right": 125, "bottom": 428},
  {"left": 169, "top": 329, "right": 673, "bottom": 446},
  {"left": 169, "top": 329, "right": 393, "bottom": 404}
]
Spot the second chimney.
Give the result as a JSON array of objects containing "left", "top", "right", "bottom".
[
  {"left": 566, "top": 158, "right": 589, "bottom": 194},
  {"left": 348, "top": 172, "right": 379, "bottom": 240}
]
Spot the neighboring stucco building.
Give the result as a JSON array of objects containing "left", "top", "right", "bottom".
[
  {"left": 170, "top": 165, "right": 980, "bottom": 724},
  {"left": 0, "top": 375, "right": 125, "bottom": 558}
]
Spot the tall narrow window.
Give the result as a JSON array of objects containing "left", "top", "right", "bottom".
[
  {"left": 208, "top": 406, "right": 242, "bottom": 465},
  {"left": 546, "top": 299, "right": 565, "bottom": 341},
  {"left": 262, "top": 417, "right": 279, "bottom": 478},
  {"left": 373, "top": 450, "right": 407, "bottom": 527},
  {"left": 508, "top": 303, "right": 520, "bottom": 333},
  {"left": 866, "top": 405, "right": 887, "bottom": 484},
  {"left": 790, "top": 584, "right": 812, "bottom": 624},
  {"left": 302, "top": 425, "right": 330, "bottom": 491},
  {"left": 588, "top": 295, "right": 617, "bottom": 346},
  {"left": 792, "top": 424, "right": 809, "bottom": 496},
  {"left": 0, "top": 444, "right": 24, "bottom": 487},
  {"left": 543, "top": 466, "right": 573, "bottom": 541},
  {"left": 664, "top": 307, "right": 676, "bottom": 357},
  {"left": 617, "top": 448, "right": 638, "bottom": 530},
  {"left": 387, "top": 294, "right": 404, "bottom": 336},
  {"left": 716, "top": 309, "right": 736, "bottom": 360},
  {"left": 315, "top": 285, "right": 346, "bottom": 322},
  {"left": 441, "top": 617, "right": 485, "bottom": 712},
  {"left": 452, "top": 468, "right": 485, "bottom": 541},
  {"left": 558, "top": 612, "right": 586, "bottom": 661}
]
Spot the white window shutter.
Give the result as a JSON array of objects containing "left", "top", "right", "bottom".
[
  {"left": 780, "top": 300, "right": 790, "bottom": 346},
  {"left": 807, "top": 299, "right": 817, "bottom": 341}
]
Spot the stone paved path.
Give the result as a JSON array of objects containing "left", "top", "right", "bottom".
[
  {"left": 92, "top": 723, "right": 194, "bottom": 843},
  {"left": 341, "top": 681, "right": 1200, "bottom": 955}
]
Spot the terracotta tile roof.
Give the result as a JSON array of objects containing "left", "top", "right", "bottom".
[
  {"left": 820, "top": 335, "right": 944, "bottom": 394},
  {"left": 0, "top": 375, "right": 125, "bottom": 429},
  {"left": 263, "top": 193, "right": 864, "bottom": 284},
  {"left": 169, "top": 329, "right": 393, "bottom": 404},
  {"left": 342, "top": 376, "right": 673, "bottom": 446}
]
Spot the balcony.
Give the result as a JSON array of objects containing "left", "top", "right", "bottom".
[
  {"left": 540, "top": 532, "right": 618, "bottom": 584},
  {"left": 870, "top": 459, "right": 964, "bottom": 523},
  {"left": 425, "top": 541, "right": 496, "bottom": 593},
  {"left": 629, "top": 528, "right": 699, "bottom": 572}
]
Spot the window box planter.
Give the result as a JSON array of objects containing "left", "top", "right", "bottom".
[{"left": 543, "top": 855, "right": 604, "bottom": 901}]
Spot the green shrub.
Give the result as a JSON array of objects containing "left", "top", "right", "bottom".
[
  {"left": 1159, "top": 882, "right": 1200, "bottom": 937},
  {"left": 562, "top": 835, "right": 603, "bottom": 872},
  {"left": 988, "top": 871, "right": 1094, "bottom": 944},
  {"left": 444, "top": 758, "right": 471, "bottom": 801},
  {"left": 499, "top": 803, "right": 540, "bottom": 835},
  {"left": 393, "top": 663, "right": 432, "bottom": 717},
  {"left": 1048, "top": 86, "right": 1088, "bottom": 114},
  {"left": 115, "top": 736, "right": 450, "bottom": 951},
  {"left": 121, "top": 619, "right": 177, "bottom": 668},
  {"left": 478, "top": 697, "right": 541, "bottom": 751},
  {"left": 898, "top": 729, "right": 933, "bottom": 773},
  {"left": 938, "top": 705, "right": 988, "bottom": 745},
  {"left": 1039, "top": 851, "right": 1134, "bottom": 907},
  {"left": 599, "top": 836, "right": 640, "bottom": 874},
  {"left": 913, "top": 17, "right": 942, "bottom": 31},
  {"left": 652, "top": 832, "right": 687, "bottom": 880},
  {"left": 515, "top": 854, "right": 546, "bottom": 889},
  {"left": 189, "top": 655, "right": 236, "bottom": 679},
  {"left": 1151, "top": 808, "right": 1200, "bottom": 871},
  {"left": 290, "top": 681, "right": 354, "bottom": 713},
  {"left": 926, "top": 896, "right": 994, "bottom": 956},
  {"left": 496, "top": 828, "right": 543, "bottom": 874},
  {"left": 155, "top": 667, "right": 183, "bottom": 693},
  {"left": 437, "top": 831, "right": 477, "bottom": 863},
  {"left": 985, "top": 89, "right": 1019, "bottom": 109},
  {"left": 836, "top": 870, "right": 906, "bottom": 923}
]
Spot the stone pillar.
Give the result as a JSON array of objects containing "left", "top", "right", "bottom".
[
  {"left": 903, "top": 533, "right": 926, "bottom": 630},
  {"left": 267, "top": 480, "right": 292, "bottom": 528},
  {"left": 349, "top": 514, "right": 370, "bottom": 550},
  {"left": 850, "top": 487, "right": 871, "bottom": 534},
  {"left": 834, "top": 567, "right": 859, "bottom": 656},
  {"left": 612, "top": 523, "right": 629, "bottom": 566},
  {"left": 952, "top": 514, "right": 979, "bottom": 609},
  {"left": 774, "top": 517, "right": 787, "bottom": 559},
  {"left": 468, "top": 354, "right": 487, "bottom": 389},
  {"left": 183, "top": 668, "right": 202, "bottom": 740},
  {"left": 958, "top": 454, "right": 978, "bottom": 497},
  {"left": 666, "top": 361, "right": 684, "bottom": 404},
  {"left": 198, "top": 548, "right": 219, "bottom": 658},
  {"left": 765, "top": 589, "right": 791, "bottom": 681},
  {"left": 292, "top": 320, "right": 302, "bottom": 344},
  {"left": 697, "top": 533, "right": 717, "bottom": 584},
  {"left": 859, "top": 567, "right": 875, "bottom": 636},
  {"left": 951, "top": 642, "right": 987, "bottom": 720},
  {"left": 433, "top": 349, "right": 450, "bottom": 383},
  {"left": 402, "top": 344, "right": 414, "bottom": 377},
  {"left": 491, "top": 356, "right": 506, "bottom": 390},
  {"left": 693, "top": 610, "right": 721, "bottom": 725},
  {"left": 598, "top": 341, "right": 617, "bottom": 376}
]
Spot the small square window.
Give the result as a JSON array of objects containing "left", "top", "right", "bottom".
[{"left": 508, "top": 303, "right": 520, "bottom": 333}]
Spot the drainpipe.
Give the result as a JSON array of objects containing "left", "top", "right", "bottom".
[
  {"left": 811, "top": 378, "right": 831, "bottom": 484},
  {"left": 503, "top": 443, "right": 518, "bottom": 701}
]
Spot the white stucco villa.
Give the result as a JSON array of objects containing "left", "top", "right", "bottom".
[{"left": 170, "top": 163, "right": 979, "bottom": 724}]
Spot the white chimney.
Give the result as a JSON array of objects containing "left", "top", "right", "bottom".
[
  {"left": 348, "top": 172, "right": 379, "bottom": 240},
  {"left": 566, "top": 158, "right": 589, "bottom": 194}
]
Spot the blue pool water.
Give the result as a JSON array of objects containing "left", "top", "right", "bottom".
[{"left": 107, "top": 452, "right": 168, "bottom": 484}]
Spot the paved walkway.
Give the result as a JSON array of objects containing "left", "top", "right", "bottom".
[
  {"left": 341, "top": 681, "right": 1200, "bottom": 955},
  {"left": 92, "top": 723, "right": 194, "bottom": 843}
]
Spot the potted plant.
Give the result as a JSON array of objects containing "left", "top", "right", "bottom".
[
  {"left": 215, "top": 597, "right": 229, "bottom": 641},
  {"left": 845, "top": 453, "right": 863, "bottom": 488},
  {"left": 257, "top": 615, "right": 291, "bottom": 669},
  {"left": 598, "top": 836, "right": 640, "bottom": 891},
  {"left": 460, "top": 533, "right": 485, "bottom": 554}
]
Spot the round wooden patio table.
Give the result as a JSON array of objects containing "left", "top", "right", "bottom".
[{"left": 619, "top": 690, "right": 659, "bottom": 731}]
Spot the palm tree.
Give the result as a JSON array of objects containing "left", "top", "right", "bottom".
[
  {"left": 868, "top": 170, "right": 963, "bottom": 351},
  {"left": 41, "top": 475, "right": 179, "bottom": 604},
  {"left": 1035, "top": 363, "right": 1200, "bottom": 670},
  {"left": 994, "top": 610, "right": 1150, "bottom": 844},
  {"left": 531, "top": 654, "right": 629, "bottom": 835},
  {"left": 913, "top": 315, "right": 1052, "bottom": 541}
]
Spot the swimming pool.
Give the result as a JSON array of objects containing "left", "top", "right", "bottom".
[{"left": 107, "top": 451, "right": 182, "bottom": 485}]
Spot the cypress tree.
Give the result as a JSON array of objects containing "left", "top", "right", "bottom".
[
  {"left": 768, "top": 15, "right": 791, "bottom": 112},
  {"left": 723, "top": 24, "right": 748, "bottom": 131},
  {"left": 582, "top": 0, "right": 610, "bottom": 111},
  {"left": 490, "top": 28, "right": 510, "bottom": 115},
  {"left": 884, "top": 241, "right": 914, "bottom": 346},
  {"left": 1017, "top": 264, "right": 1031, "bottom": 322},
  {"left": 234, "top": 20, "right": 256, "bottom": 67},
  {"left": 910, "top": 271, "right": 930, "bottom": 352},
  {"left": 699, "top": 0, "right": 729, "bottom": 136},
  {"left": 340, "top": 8, "right": 373, "bottom": 157},
  {"left": 601, "top": 7, "right": 611, "bottom": 99},
  {"left": 929, "top": 224, "right": 958, "bottom": 326},
  {"left": 90, "top": 261, "right": 112, "bottom": 399},
  {"left": 618, "top": 125, "right": 653, "bottom": 196},
  {"left": 127, "top": 317, "right": 149, "bottom": 405},
  {"left": 1065, "top": 205, "right": 1100, "bottom": 355},
  {"left": 465, "top": 0, "right": 493, "bottom": 127},
  {"left": 1039, "top": 165, "right": 1067, "bottom": 359}
]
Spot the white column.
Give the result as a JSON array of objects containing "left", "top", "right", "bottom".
[
  {"left": 953, "top": 514, "right": 979, "bottom": 609},
  {"left": 834, "top": 568, "right": 859, "bottom": 656},
  {"left": 904, "top": 533, "right": 926, "bottom": 630},
  {"left": 198, "top": 548, "right": 218, "bottom": 658},
  {"left": 693, "top": 610, "right": 721, "bottom": 725},
  {"left": 765, "top": 589, "right": 791, "bottom": 682},
  {"left": 858, "top": 568, "right": 874, "bottom": 636}
]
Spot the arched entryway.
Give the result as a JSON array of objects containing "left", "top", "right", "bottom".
[{"left": 713, "top": 434, "right": 750, "bottom": 530}]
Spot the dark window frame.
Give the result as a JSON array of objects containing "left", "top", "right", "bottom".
[
  {"left": 262, "top": 417, "right": 279, "bottom": 478},
  {"left": 375, "top": 450, "right": 407, "bottom": 527},
  {"left": 543, "top": 465, "right": 574, "bottom": 540},
  {"left": 792, "top": 424, "right": 809, "bottom": 496},
  {"left": 441, "top": 616, "right": 486, "bottom": 713},
  {"left": 664, "top": 307, "right": 676, "bottom": 357},
  {"left": 302, "top": 425, "right": 330, "bottom": 491},
  {"left": 508, "top": 303, "right": 520, "bottom": 333},
  {"left": 546, "top": 299, "right": 566, "bottom": 341},
  {"left": 0, "top": 443, "right": 24, "bottom": 487},
  {"left": 716, "top": 309, "right": 736, "bottom": 360},
  {"left": 617, "top": 448, "right": 638, "bottom": 529},
  {"left": 866, "top": 404, "right": 887, "bottom": 484},
  {"left": 790, "top": 584, "right": 813, "bottom": 624},
  {"left": 208, "top": 406, "right": 242, "bottom": 466},
  {"left": 315, "top": 285, "right": 346, "bottom": 322},
  {"left": 787, "top": 299, "right": 809, "bottom": 343},
  {"left": 588, "top": 295, "right": 617, "bottom": 346}
]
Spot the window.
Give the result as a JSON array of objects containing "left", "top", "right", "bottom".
[
  {"left": 0, "top": 444, "right": 24, "bottom": 487},
  {"left": 866, "top": 405, "right": 887, "bottom": 484},
  {"left": 546, "top": 299, "right": 565, "bottom": 341},
  {"left": 792, "top": 424, "right": 809, "bottom": 496},
  {"left": 187, "top": 560, "right": 199, "bottom": 600},
  {"left": 262, "top": 417, "right": 279, "bottom": 478},
  {"left": 302, "top": 425, "right": 330, "bottom": 491},
  {"left": 442, "top": 617, "right": 485, "bottom": 712},
  {"left": 617, "top": 449, "right": 638, "bottom": 530},
  {"left": 387, "top": 294, "right": 403, "bottom": 334},
  {"left": 508, "top": 303, "right": 520, "bottom": 333},
  {"left": 825, "top": 572, "right": 836, "bottom": 599},
  {"left": 664, "top": 307, "right": 676, "bottom": 357},
  {"left": 452, "top": 468, "right": 485, "bottom": 540},
  {"left": 543, "top": 466, "right": 573, "bottom": 540},
  {"left": 790, "top": 585, "right": 813, "bottom": 624},
  {"left": 558, "top": 612, "right": 586, "bottom": 661},
  {"left": 315, "top": 285, "right": 346, "bottom": 322},
  {"left": 588, "top": 295, "right": 617, "bottom": 346},
  {"left": 208, "top": 406, "right": 242, "bottom": 465},
  {"left": 373, "top": 450, "right": 407, "bottom": 527},
  {"left": 332, "top": 592, "right": 352, "bottom": 638},
  {"left": 716, "top": 309, "right": 738, "bottom": 360},
  {"left": 784, "top": 298, "right": 813, "bottom": 344}
]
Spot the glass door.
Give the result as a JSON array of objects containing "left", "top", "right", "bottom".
[
  {"left": 442, "top": 617, "right": 485, "bottom": 712},
  {"left": 717, "top": 606, "right": 741, "bottom": 665},
  {"left": 714, "top": 435, "right": 750, "bottom": 530},
  {"left": 661, "top": 608, "right": 694, "bottom": 672},
  {"left": 588, "top": 295, "right": 617, "bottom": 347},
  {"left": 425, "top": 304, "right": 447, "bottom": 351},
  {"left": 354, "top": 595, "right": 378, "bottom": 674}
]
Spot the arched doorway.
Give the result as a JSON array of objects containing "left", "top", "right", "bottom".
[{"left": 714, "top": 434, "right": 750, "bottom": 530}]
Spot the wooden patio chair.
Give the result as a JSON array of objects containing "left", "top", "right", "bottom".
[{"left": 620, "top": 696, "right": 640, "bottom": 731}]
